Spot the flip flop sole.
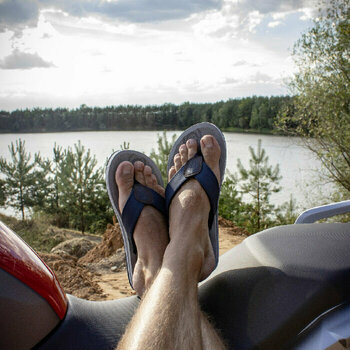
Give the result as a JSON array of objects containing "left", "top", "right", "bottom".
[
  {"left": 167, "top": 122, "right": 227, "bottom": 268},
  {"left": 106, "top": 150, "right": 164, "bottom": 289}
]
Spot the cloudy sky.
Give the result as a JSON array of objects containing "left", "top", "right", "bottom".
[{"left": 0, "top": 0, "right": 318, "bottom": 111}]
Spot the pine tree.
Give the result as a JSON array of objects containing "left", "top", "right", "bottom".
[
  {"left": 0, "top": 139, "right": 40, "bottom": 220},
  {"left": 58, "top": 141, "right": 106, "bottom": 233},
  {"left": 149, "top": 131, "right": 177, "bottom": 185},
  {"left": 33, "top": 144, "right": 69, "bottom": 226},
  {"left": 0, "top": 178, "right": 6, "bottom": 206},
  {"left": 218, "top": 173, "right": 247, "bottom": 227},
  {"left": 237, "top": 139, "right": 282, "bottom": 233}
]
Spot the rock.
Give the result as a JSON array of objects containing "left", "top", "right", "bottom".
[
  {"left": 82, "top": 248, "right": 126, "bottom": 274},
  {"left": 51, "top": 238, "right": 97, "bottom": 259}
]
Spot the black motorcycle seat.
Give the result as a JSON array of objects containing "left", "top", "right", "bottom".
[
  {"left": 200, "top": 223, "right": 350, "bottom": 349},
  {"left": 36, "top": 223, "right": 350, "bottom": 350}
]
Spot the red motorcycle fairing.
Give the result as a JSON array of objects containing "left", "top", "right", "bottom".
[
  {"left": 0, "top": 221, "right": 67, "bottom": 350},
  {"left": 0, "top": 221, "right": 67, "bottom": 319}
]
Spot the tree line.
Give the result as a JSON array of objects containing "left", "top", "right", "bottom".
[{"left": 0, "top": 96, "right": 291, "bottom": 134}]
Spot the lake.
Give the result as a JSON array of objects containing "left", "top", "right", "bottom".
[{"left": 0, "top": 130, "right": 332, "bottom": 215}]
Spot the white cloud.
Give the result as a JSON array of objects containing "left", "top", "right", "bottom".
[
  {"left": 268, "top": 21, "right": 282, "bottom": 28},
  {"left": 0, "top": 0, "right": 319, "bottom": 110},
  {"left": 0, "top": 0, "right": 224, "bottom": 34},
  {"left": 0, "top": 49, "right": 55, "bottom": 69},
  {"left": 247, "top": 11, "right": 264, "bottom": 32},
  {"left": 232, "top": 60, "right": 248, "bottom": 66},
  {"left": 299, "top": 7, "right": 317, "bottom": 20}
]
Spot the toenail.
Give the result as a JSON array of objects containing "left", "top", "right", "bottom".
[
  {"left": 134, "top": 161, "right": 142, "bottom": 170},
  {"left": 187, "top": 139, "right": 196, "bottom": 147},
  {"left": 202, "top": 136, "right": 213, "bottom": 147},
  {"left": 123, "top": 165, "right": 132, "bottom": 175}
]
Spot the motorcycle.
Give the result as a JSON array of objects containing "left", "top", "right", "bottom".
[{"left": 1, "top": 200, "right": 349, "bottom": 350}]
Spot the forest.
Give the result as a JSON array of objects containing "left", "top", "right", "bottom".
[{"left": 0, "top": 95, "right": 291, "bottom": 133}]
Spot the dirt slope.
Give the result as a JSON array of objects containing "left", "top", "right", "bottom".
[{"left": 41, "top": 218, "right": 248, "bottom": 300}]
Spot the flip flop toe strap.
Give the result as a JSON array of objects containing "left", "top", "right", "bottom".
[
  {"left": 165, "top": 154, "right": 220, "bottom": 228},
  {"left": 122, "top": 182, "right": 166, "bottom": 253}
]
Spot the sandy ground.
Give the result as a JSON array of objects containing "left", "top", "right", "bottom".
[
  {"left": 39, "top": 218, "right": 248, "bottom": 301},
  {"left": 95, "top": 227, "right": 247, "bottom": 300}
]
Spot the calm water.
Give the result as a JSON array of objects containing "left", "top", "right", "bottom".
[{"left": 0, "top": 131, "right": 331, "bottom": 214}]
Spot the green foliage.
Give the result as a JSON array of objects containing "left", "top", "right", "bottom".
[
  {"left": 275, "top": 195, "right": 299, "bottom": 226},
  {"left": 0, "top": 96, "right": 290, "bottom": 134},
  {"left": 149, "top": 131, "right": 177, "bottom": 185},
  {"left": 218, "top": 173, "right": 247, "bottom": 227},
  {"left": 0, "top": 139, "right": 42, "bottom": 220},
  {"left": 277, "top": 0, "right": 350, "bottom": 194},
  {"left": 218, "top": 140, "right": 297, "bottom": 234},
  {"left": 57, "top": 141, "right": 109, "bottom": 234},
  {"left": 236, "top": 140, "right": 282, "bottom": 233},
  {"left": 0, "top": 178, "right": 6, "bottom": 206},
  {"left": 0, "top": 139, "right": 113, "bottom": 234},
  {"left": 0, "top": 213, "right": 63, "bottom": 253},
  {"left": 0, "top": 136, "right": 299, "bottom": 236}
]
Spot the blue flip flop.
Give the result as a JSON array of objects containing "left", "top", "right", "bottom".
[
  {"left": 105, "top": 150, "right": 166, "bottom": 290},
  {"left": 165, "top": 122, "right": 226, "bottom": 269}
]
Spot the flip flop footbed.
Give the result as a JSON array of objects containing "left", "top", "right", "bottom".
[{"left": 106, "top": 150, "right": 164, "bottom": 289}]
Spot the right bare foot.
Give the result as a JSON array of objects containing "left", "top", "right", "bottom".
[
  {"left": 166, "top": 135, "right": 221, "bottom": 282},
  {"left": 115, "top": 161, "right": 169, "bottom": 297}
]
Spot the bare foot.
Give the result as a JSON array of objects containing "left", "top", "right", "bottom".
[
  {"left": 115, "top": 161, "right": 169, "bottom": 297},
  {"left": 167, "top": 135, "right": 221, "bottom": 282}
]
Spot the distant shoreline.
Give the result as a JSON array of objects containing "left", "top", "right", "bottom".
[{"left": 0, "top": 127, "right": 285, "bottom": 136}]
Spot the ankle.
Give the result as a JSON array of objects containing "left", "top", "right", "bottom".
[{"left": 163, "top": 240, "right": 205, "bottom": 281}]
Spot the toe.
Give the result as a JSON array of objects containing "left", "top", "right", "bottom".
[
  {"left": 174, "top": 153, "right": 182, "bottom": 172},
  {"left": 151, "top": 174, "right": 157, "bottom": 187},
  {"left": 200, "top": 135, "right": 221, "bottom": 183},
  {"left": 115, "top": 161, "right": 134, "bottom": 212},
  {"left": 144, "top": 165, "right": 154, "bottom": 188},
  {"left": 134, "top": 161, "right": 146, "bottom": 185},
  {"left": 186, "top": 139, "right": 197, "bottom": 160},
  {"left": 169, "top": 166, "right": 176, "bottom": 181},
  {"left": 179, "top": 144, "right": 188, "bottom": 165}
]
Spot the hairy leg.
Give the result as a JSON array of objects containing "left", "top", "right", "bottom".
[{"left": 117, "top": 136, "right": 226, "bottom": 350}]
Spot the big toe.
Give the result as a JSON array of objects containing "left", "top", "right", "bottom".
[
  {"left": 115, "top": 161, "right": 134, "bottom": 212},
  {"left": 200, "top": 135, "right": 221, "bottom": 183}
]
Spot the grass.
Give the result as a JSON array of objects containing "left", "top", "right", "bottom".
[{"left": 0, "top": 213, "right": 61, "bottom": 252}]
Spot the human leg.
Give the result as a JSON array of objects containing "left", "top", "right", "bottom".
[{"left": 117, "top": 135, "right": 226, "bottom": 350}]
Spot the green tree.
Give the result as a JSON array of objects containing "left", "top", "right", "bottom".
[
  {"left": 0, "top": 178, "right": 6, "bottom": 206},
  {"left": 275, "top": 195, "right": 299, "bottom": 226},
  {"left": 149, "top": 131, "right": 177, "bottom": 185},
  {"left": 34, "top": 144, "right": 69, "bottom": 227},
  {"left": 218, "top": 173, "right": 247, "bottom": 226},
  {"left": 277, "top": 0, "right": 350, "bottom": 193},
  {"left": 59, "top": 141, "right": 107, "bottom": 233},
  {"left": 237, "top": 139, "right": 282, "bottom": 233},
  {"left": 0, "top": 139, "right": 40, "bottom": 220}
]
